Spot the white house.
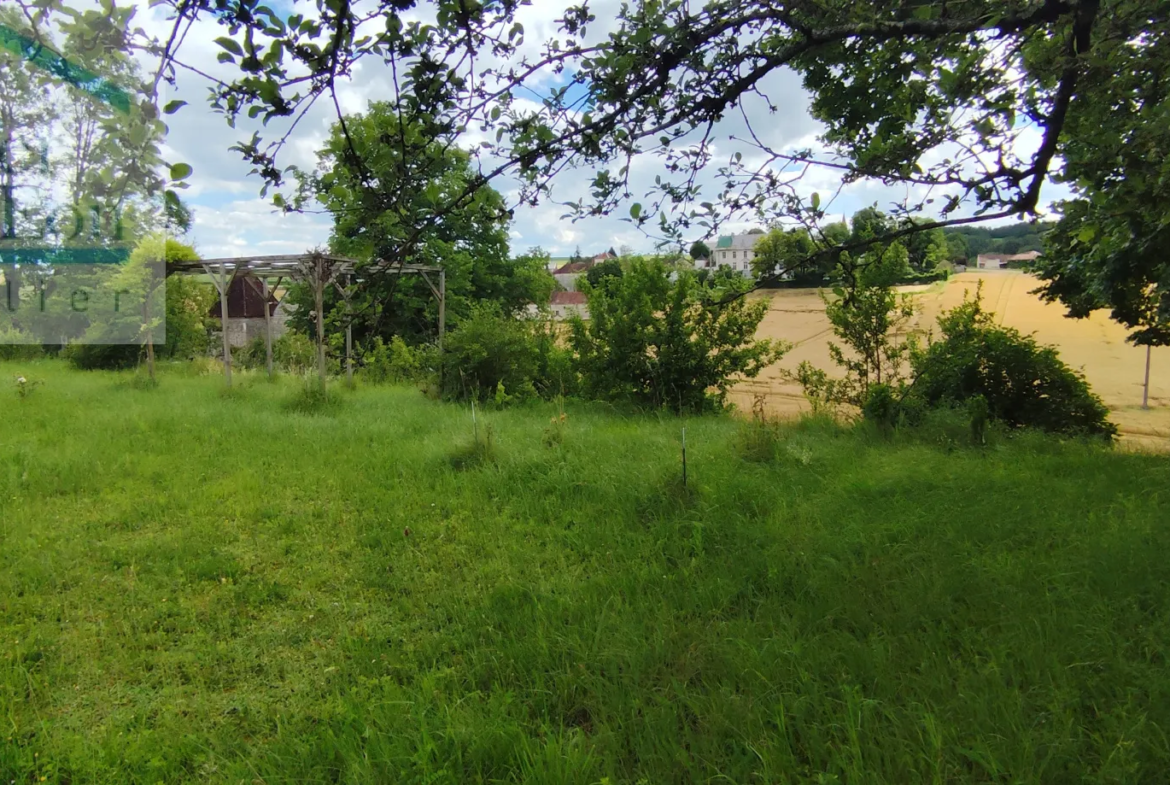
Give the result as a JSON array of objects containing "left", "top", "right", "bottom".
[
  {"left": 710, "top": 233, "right": 764, "bottom": 276},
  {"left": 550, "top": 291, "right": 588, "bottom": 319}
]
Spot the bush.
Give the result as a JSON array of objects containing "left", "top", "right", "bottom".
[
  {"left": 162, "top": 274, "right": 216, "bottom": 360},
  {"left": 362, "top": 336, "right": 435, "bottom": 385},
  {"left": 0, "top": 328, "right": 43, "bottom": 361},
  {"left": 907, "top": 286, "right": 1116, "bottom": 439},
  {"left": 440, "top": 304, "right": 542, "bottom": 403},
  {"left": 571, "top": 260, "right": 784, "bottom": 413},
  {"left": 236, "top": 332, "right": 318, "bottom": 375},
  {"left": 62, "top": 342, "right": 141, "bottom": 370},
  {"left": 59, "top": 238, "right": 211, "bottom": 370},
  {"left": 531, "top": 320, "right": 578, "bottom": 398},
  {"left": 861, "top": 383, "right": 899, "bottom": 429}
]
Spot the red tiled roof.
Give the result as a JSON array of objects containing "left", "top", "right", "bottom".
[
  {"left": 551, "top": 291, "right": 587, "bottom": 305},
  {"left": 553, "top": 261, "right": 592, "bottom": 275}
]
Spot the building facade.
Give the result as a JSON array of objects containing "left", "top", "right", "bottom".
[{"left": 710, "top": 233, "right": 764, "bottom": 275}]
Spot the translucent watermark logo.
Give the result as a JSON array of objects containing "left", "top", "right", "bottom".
[{"left": 1, "top": 12, "right": 168, "bottom": 346}]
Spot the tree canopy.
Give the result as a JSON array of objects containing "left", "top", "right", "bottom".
[
  {"left": 1030, "top": 21, "right": 1170, "bottom": 346},
  {"left": 9, "top": 0, "right": 1164, "bottom": 324},
  {"left": 288, "top": 102, "right": 550, "bottom": 347}
]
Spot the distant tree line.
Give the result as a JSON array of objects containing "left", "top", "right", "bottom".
[{"left": 942, "top": 222, "right": 1054, "bottom": 262}]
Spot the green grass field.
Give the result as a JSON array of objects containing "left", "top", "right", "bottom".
[{"left": 3, "top": 361, "right": 1170, "bottom": 784}]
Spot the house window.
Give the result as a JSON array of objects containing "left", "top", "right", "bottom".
[{"left": 732, "top": 252, "right": 737, "bottom": 259}]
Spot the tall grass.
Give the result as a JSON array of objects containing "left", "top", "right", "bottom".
[{"left": 2, "top": 359, "right": 1169, "bottom": 783}]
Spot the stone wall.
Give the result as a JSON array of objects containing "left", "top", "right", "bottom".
[{"left": 219, "top": 313, "right": 289, "bottom": 349}]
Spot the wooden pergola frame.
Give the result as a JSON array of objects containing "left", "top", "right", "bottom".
[{"left": 167, "top": 252, "right": 446, "bottom": 390}]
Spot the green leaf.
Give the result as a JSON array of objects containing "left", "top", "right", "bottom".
[
  {"left": 215, "top": 36, "right": 243, "bottom": 56},
  {"left": 630, "top": 203, "right": 642, "bottom": 219},
  {"left": 169, "top": 162, "right": 193, "bottom": 181},
  {"left": 163, "top": 99, "right": 187, "bottom": 115},
  {"left": 811, "top": 192, "right": 820, "bottom": 211}
]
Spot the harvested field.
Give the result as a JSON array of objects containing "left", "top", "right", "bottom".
[{"left": 731, "top": 271, "right": 1170, "bottom": 448}]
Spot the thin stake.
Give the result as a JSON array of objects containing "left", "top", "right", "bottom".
[
  {"left": 472, "top": 399, "right": 478, "bottom": 442},
  {"left": 681, "top": 427, "right": 688, "bottom": 488},
  {"left": 1143, "top": 344, "right": 1152, "bottom": 410}
]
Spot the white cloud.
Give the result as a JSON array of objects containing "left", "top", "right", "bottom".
[{"left": 190, "top": 198, "right": 331, "bottom": 258}]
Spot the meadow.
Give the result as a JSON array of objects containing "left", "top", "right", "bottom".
[{"left": 3, "top": 361, "right": 1170, "bottom": 783}]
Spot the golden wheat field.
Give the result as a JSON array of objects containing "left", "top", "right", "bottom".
[{"left": 730, "top": 271, "right": 1170, "bottom": 450}]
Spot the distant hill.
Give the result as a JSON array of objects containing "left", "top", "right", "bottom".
[{"left": 943, "top": 221, "right": 1054, "bottom": 261}]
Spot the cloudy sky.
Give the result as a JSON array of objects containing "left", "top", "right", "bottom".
[{"left": 117, "top": 0, "right": 1069, "bottom": 260}]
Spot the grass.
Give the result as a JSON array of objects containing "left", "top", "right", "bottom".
[{"left": 2, "top": 360, "right": 1170, "bottom": 784}]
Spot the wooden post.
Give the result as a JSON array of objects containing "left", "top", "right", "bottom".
[
  {"left": 681, "top": 427, "right": 688, "bottom": 488},
  {"left": 262, "top": 277, "right": 274, "bottom": 380},
  {"left": 1143, "top": 344, "right": 1152, "bottom": 410},
  {"left": 438, "top": 268, "right": 446, "bottom": 352},
  {"left": 344, "top": 273, "right": 354, "bottom": 386},
  {"left": 143, "top": 297, "right": 155, "bottom": 382},
  {"left": 219, "top": 261, "right": 232, "bottom": 388},
  {"left": 314, "top": 258, "right": 326, "bottom": 394},
  {"left": 346, "top": 321, "right": 354, "bottom": 385}
]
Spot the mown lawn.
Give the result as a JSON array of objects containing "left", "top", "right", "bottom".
[{"left": 3, "top": 361, "right": 1169, "bottom": 784}]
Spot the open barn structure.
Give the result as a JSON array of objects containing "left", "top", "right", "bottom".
[{"left": 166, "top": 252, "right": 445, "bottom": 389}]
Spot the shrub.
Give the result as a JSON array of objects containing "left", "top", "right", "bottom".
[
  {"left": 274, "top": 333, "right": 317, "bottom": 375},
  {"left": 907, "top": 286, "right": 1116, "bottom": 439},
  {"left": 60, "top": 237, "right": 210, "bottom": 370},
  {"left": 571, "top": 260, "right": 784, "bottom": 413},
  {"left": 162, "top": 274, "right": 216, "bottom": 360},
  {"left": 235, "top": 336, "right": 268, "bottom": 369},
  {"left": 236, "top": 332, "right": 317, "bottom": 375},
  {"left": 440, "top": 304, "right": 541, "bottom": 403},
  {"left": 861, "top": 383, "right": 899, "bottom": 430},
  {"left": 531, "top": 320, "right": 578, "bottom": 398},
  {"left": 0, "top": 329, "right": 43, "bottom": 361},
  {"left": 62, "top": 342, "right": 141, "bottom": 370},
  {"left": 362, "top": 336, "right": 434, "bottom": 384}
]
